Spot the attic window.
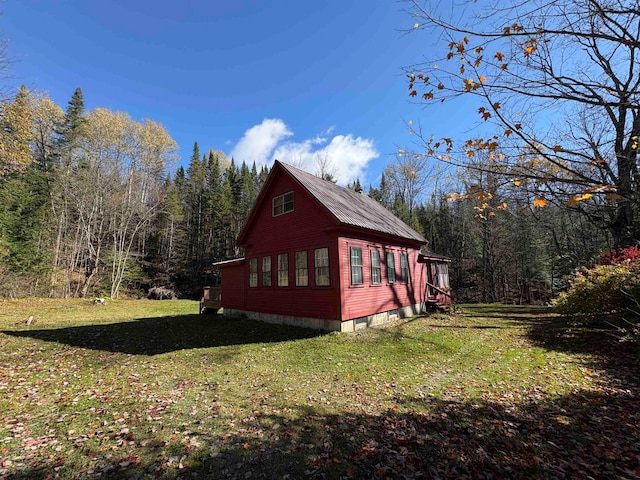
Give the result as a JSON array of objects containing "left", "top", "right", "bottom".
[{"left": 273, "top": 191, "right": 294, "bottom": 216}]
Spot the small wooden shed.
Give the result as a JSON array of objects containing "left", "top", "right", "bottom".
[{"left": 215, "top": 160, "right": 451, "bottom": 331}]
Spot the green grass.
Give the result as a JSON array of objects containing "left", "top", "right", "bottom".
[{"left": 0, "top": 300, "right": 637, "bottom": 479}]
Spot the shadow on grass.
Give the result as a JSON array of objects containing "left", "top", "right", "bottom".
[
  {"left": 2, "top": 314, "right": 325, "bottom": 355},
  {"left": 459, "top": 303, "right": 556, "bottom": 320},
  {"left": 9, "top": 390, "right": 639, "bottom": 480},
  {"left": 462, "top": 303, "right": 640, "bottom": 389}
]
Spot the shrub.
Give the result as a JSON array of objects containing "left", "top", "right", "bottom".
[
  {"left": 599, "top": 245, "right": 640, "bottom": 266},
  {"left": 553, "top": 263, "right": 640, "bottom": 317}
]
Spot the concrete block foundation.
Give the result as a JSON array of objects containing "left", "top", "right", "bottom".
[{"left": 222, "top": 303, "right": 425, "bottom": 332}]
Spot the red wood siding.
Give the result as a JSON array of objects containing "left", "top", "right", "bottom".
[
  {"left": 239, "top": 175, "right": 342, "bottom": 320},
  {"left": 338, "top": 237, "right": 427, "bottom": 320},
  {"left": 220, "top": 261, "right": 245, "bottom": 309}
]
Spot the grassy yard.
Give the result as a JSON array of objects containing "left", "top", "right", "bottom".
[{"left": 0, "top": 300, "right": 638, "bottom": 479}]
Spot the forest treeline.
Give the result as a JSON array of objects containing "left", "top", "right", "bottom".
[{"left": 0, "top": 86, "right": 611, "bottom": 301}]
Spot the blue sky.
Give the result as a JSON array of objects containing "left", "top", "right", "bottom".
[{"left": 3, "top": 0, "right": 468, "bottom": 186}]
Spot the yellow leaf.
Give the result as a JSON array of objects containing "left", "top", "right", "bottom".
[
  {"left": 479, "top": 75, "right": 487, "bottom": 82},
  {"left": 533, "top": 197, "right": 547, "bottom": 208},
  {"left": 408, "top": 119, "right": 413, "bottom": 125},
  {"left": 414, "top": 22, "right": 420, "bottom": 28},
  {"left": 513, "top": 180, "right": 521, "bottom": 186},
  {"left": 573, "top": 193, "right": 592, "bottom": 202}
]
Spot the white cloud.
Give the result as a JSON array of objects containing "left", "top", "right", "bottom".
[
  {"left": 230, "top": 118, "right": 293, "bottom": 165},
  {"left": 230, "top": 119, "right": 378, "bottom": 185}
]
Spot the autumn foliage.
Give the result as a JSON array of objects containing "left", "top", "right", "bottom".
[
  {"left": 600, "top": 245, "right": 640, "bottom": 266},
  {"left": 554, "top": 246, "right": 640, "bottom": 322}
]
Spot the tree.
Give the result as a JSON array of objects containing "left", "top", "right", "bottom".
[
  {"left": 369, "top": 172, "right": 392, "bottom": 208},
  {"left": 48, "top": 88, "right": 87, "bottom": 297},
  {"left": 29, "top": 92, "right": 64, "bottom": 172},
  {"left": 315, "top": 152, "right": 338, "bottom": 183},
  {"left": 406, "top": 0, "right": 640, "bottom": 247},
  {"left": 186, "top": 142, "right": 206, "bottom": 263},
  {"left": 346, "top": 178, "right": 362, "bottom": 192},
  {"left": 384, "top": 149, "right": 436, "bottom": 225},
  {"left": 109, "top": 116, "right": 177, "bottom": 298},
  {"left": 0, "top": 86, "right": 33, "bottom": 177}
]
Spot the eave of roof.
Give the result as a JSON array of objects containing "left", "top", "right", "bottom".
[
  {"left": 212, "top": 257, "right": 245, "bottom": 267},
  {"left": 419, "top": 251, "right": 451, "bottom": 262}
]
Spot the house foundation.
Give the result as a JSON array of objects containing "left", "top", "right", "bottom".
[{"left": 222, "top": 302, "right": 426, "bottom": 332}]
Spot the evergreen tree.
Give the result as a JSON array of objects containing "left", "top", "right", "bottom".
[
  {"left": 186, "top": 142, "right": 206, "bottom": 262},
  {"left": 54, "top": 87, "right": 85, "bottom": 165},
  {"left": 347, "top": 178, "right": 362, "bottom": 192}
]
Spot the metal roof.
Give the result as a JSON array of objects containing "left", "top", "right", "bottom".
[{"left": 278, "top": 161, "right": 426, "bottom": 244}]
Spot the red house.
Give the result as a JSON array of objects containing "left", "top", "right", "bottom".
[{"left": 215, "top": 160, "right": 451, "bottom": 331}]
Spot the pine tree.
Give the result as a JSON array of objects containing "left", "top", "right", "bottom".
[
  {"left": 186, "top": 142, "right": 206, "bottom": 262},
  {"left": 54, "top": 87, "right": 85, "bottom": 165}
]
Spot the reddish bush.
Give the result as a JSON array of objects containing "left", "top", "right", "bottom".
[{"left": 599, "top": 245, "right": 640, "bottom": 266}]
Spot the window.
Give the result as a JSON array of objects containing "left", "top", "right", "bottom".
[
  {"left": 273, "top": 191, "right": 294, "bottom": 216},
  {"left": 400, "top": 253, "right": 409, "bottom": 282},
  {"left": 370, "top": 250, "right": 381, "bottom": 284},
  {"left": 436, "top": 263, "right": 450, "bottom": 289},
  {"left": 295, "top": 251, "right": 308, "bottom": 286},
  {"left": 249, "top": 258, "right": 258, "bottom": 287},
  {"left": 277, "top": 253, "right": 289, "bottom": 286},
  {"left": 386, "top": 252, "right": 396, "bottom": 284},
  {"left": 262, "top": 256, "right": 271, "bottom": 287},
  {"left": 350, "top": 247, "right": 363, "bottom": 285},
  {"left": 314, "top": 248, "right": 330, "bottom": 286}
]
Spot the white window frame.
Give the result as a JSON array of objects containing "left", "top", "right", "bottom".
[
  {"left": 277, "top": 253, "right": 289, "bottom": 287},
  {"left": 386, "top": 252, "right": 396, "bottom": 284},
  {"left": 350, "top": 247, "right": 363, "bottom": 285},
  {"left": 295, "top": 251, "right": 309, "bottom": 287},
  {"left": 436, "top": 262, "right": 450, "bottom": 289},
  {"left": 370, "top": 250, "right": 381, "bottom": 285},
  {"left": 400, "top": 252, "right": 409, "bottom": 283},
  {"left": 262, "top": 256, "right": 271, "bottom": 287},
  {"left": 314, "top": 247, "right": 330, "bottom": 286},
  {"left": 249, "top": 258, "right": 258, "bottom": 288},
  {"left": 272, "top": 191, "right": 294, "bottom": 216}
]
